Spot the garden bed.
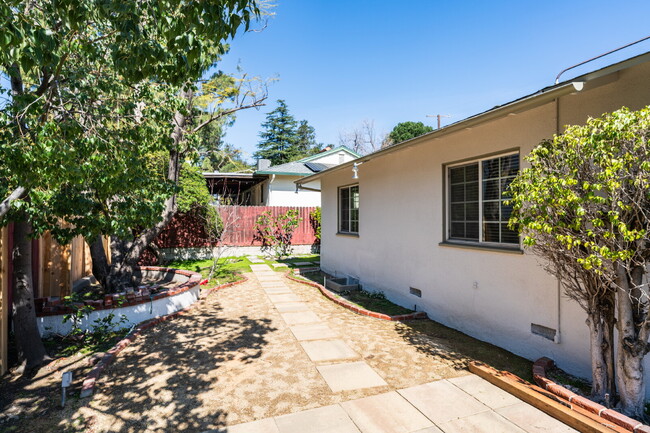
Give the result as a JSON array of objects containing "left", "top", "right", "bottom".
[
  {"left": 289, "top": 270, "right": 426, "bottom": 321},
  {"left": 35, "top": 266, "right": 202, "bottom": 338}
]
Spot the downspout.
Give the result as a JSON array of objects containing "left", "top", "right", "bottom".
[
  {"left": 554, "top": 96, "right": 562, "bottom": 344},
  {"left": 267, "top": 174, "right": 275, "bottom": 205}
]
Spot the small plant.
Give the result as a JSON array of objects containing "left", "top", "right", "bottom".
[
  {"left": 365, "top": 290, "right": 386, "bottom": 300},
  {"left": 310, "top": 207, "right": 321, "bottom": 242},
  {"left": 61, "top": 294, "right": 129, "bottom": 354},
  {"left": 254, "top": 209, "right": 302, "bottom": 259}
]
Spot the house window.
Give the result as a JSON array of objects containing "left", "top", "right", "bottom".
[
  {"left": 339, "top": 184, "right": 359, "bottom": 234},
  {"left": 447, "top": 152, "right": 519, "bottom": 245}
]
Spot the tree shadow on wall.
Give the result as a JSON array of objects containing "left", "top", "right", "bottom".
[{"left": 79, "top": 301, "right": 277, "bottom": 433}]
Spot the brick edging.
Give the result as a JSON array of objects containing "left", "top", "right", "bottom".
[
  {"left": 533, "top": 357, "right": 649, "bottom": 433},
  {"left": 36, "top": 266, "right": 203, "bottom": 317},
  {"left": 79, "top": 274, "right": 248, "bottom": 398},
  {"left": 285, "top": 270, "right": 427, "bottom": 322}
]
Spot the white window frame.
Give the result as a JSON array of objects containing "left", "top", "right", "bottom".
[
  {"left": 446, "top": 151, "right": 520, "bottom": 247},
  {"left": 338, "top": 184, "right": 359, "bottom": 235}
]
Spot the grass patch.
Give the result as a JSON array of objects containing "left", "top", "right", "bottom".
[
  {"left": 299, "top": 271, "right": 414, "bottom": 316},
  {"left": 167, "top": 257, "right": 251, "bottom": 287}
]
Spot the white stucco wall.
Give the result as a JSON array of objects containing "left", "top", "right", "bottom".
[
  {"left": 310, "top": 150, "right": 357, "bottom": 165},
  {"left": 319, "top": 59, "right": 650, "bottom": 394},
  {"left": 37, "top": 285, "right": 200, "bottom": 338},
  {"left": 268, "top": 176, "right": 322, "bottom": 207}
]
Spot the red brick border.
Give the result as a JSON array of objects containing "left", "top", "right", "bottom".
[
  {"left": 533, "top": 357, "right": 649, "bottom": 433},
  {"left": 36, "top": 266, "right": 203, "bottom": 316},
  {"left": 285, "top": 270, "right": 427, "bottom": 322},
  {"left": 79, "top": 274, "right": 248, "bottom": 398}
]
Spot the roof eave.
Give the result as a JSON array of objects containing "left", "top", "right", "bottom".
[{"left": 297, "top": 81, "right": 584, "bottom": 185}]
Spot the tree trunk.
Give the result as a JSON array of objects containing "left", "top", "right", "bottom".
[
  {"left": 615, "top": 263, "right": 647, "bottom": 419},
  {"left": 11, "top": 220, "right": 49, "bottom": 375},
  {"left": 587, "top": 297, "right": 616, "bottom": 401},
  {"left": 87, "top": 235, "right": 110, "bottom": 288},
  {"left": 120, "top": 88, "right": 191, "bottom": 267}
]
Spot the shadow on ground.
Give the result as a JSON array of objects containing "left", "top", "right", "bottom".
[
  {"left": 82, "top": 300, "right": 277, "bottom": 433},
  {"left": 395, "top": 318, "right": 533, "bottom": 381}
]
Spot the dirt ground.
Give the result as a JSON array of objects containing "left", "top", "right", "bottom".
[{"left": 1, "top": 272, "right": 531, "bottom": 433}]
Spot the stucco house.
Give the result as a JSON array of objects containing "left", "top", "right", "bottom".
[
  {"left": 204, "top": 145, "right": 360, "bottom": 206},
  {"left": 296, "top": 52, "right": 650, "bottom": 394}
]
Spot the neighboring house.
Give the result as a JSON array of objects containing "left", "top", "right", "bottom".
[
  {"left": 204, "top": 146, "right": 360, "bottom": 206},
  {"left": 296, "top": 52, "right": 650, "bottom": 395}
]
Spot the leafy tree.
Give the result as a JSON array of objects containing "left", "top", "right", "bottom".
[
  {"left": 0, "top": 0, "right": 261, "bottom": 374},
  {"left": 295, "top": 120, "right": 320, "bottom": 157},
  {"left": 254, "top": 100, "right": 319, "bottom": 164},
  {"left": 387, "top": 121, "right": 434, "bottom": 145},
  {"left": 508, "top": 106, "right": 650, "bottom": 417}
]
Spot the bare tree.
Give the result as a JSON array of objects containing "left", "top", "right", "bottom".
[{"left": 339, "top": 119, "right": 389, "bottom": 155}]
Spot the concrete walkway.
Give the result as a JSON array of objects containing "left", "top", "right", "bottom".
[{"left": 226, "top": 265, "right": 577, "bottom": 433}]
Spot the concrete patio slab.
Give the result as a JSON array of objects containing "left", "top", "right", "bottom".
[
  {"left": 220, "top": 418, "right": 280, "bottom": 433},
  {"left": 317, "top": 361, "right": 388, "bottom": 392},
  {"left": 268, "top": 294, "right": 302, "bottom": 303},
  {"left": 340, "top": 391, "right": 434, "bottom": 433},
  {"left": 281, "top": 311, "right": 322, "bottom": 325},
  {"left": 496, "top": 402, "right": 577, "bottom": 433},
  {"left": 264, "top": 287, "right": 293, "bottom": 295},
  {"left": 398, "top": 380, "right": 489, "bottom": 424},
  {"left": 247, "top": 257, "right": 266, "bottom": 263},
  {"left": 274, "top": 404, "right": 360, "bottom": 433},
  {"left": 274, "top": 302, "right": 311, "bottom": 313},
  {"left": 448, "top": 374, "right": 521, "bottom": 409},
  {"left": 290, "top": 323, "right": 338, "bottom": 341},
  {"left": 438, "top": 410, "right": 526, "bottom": 433},
  {"left": 300, "top": 339, "right": 358, "bottom": 362}
]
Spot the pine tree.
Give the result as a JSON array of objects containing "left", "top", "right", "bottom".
[
  {"left": 255, "top": 100, "right": 299, "bottom": 165},
  {"left": 295, "top": 120, "right": 320, "bottom": 157}
]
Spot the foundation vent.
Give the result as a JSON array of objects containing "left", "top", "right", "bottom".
[
  {"left": 409, "top": 287, "right": 422, "bottom": 298},
  {"left": 531, "top": 323, "right": 556, "bottom": 341}
]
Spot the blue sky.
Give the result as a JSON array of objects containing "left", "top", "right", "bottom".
[{"left": 217, "top": 1, "right": 650, "bottom": 162}]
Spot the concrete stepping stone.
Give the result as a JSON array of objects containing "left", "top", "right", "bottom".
[
  {"left": 496, "top": 402, "right": 576, "bottom": 433},
  {"left": 248, "top": 256, "right": 266, "bottom": 263},
  {"left": 300, "top": 339, "right": 359, "bottom": 362},
  {"left": 273, "top": 263, "right": 289, "bottom": 268},
  {"left": 293, "top": 261, "right": 313, "bottom": 266},
  {"left": 448, "top": 374, "right": 521, "bottom": 409},
  {"left": 263, "top": 287, "right": 293, "bottom": 295},
  {"left": 438, "top": 410, "right": 526, "bottom": 433},
  {"left": 274, "top": 302, "right": 310, "bottom": 313},
  {"left": 274, "top": 404, "right": 360, "bottom": 433},
  {"left": 340, "top": 391, "right": 436, "bottom": 433},
  {"left": 281, "top": 311, "right": 321, "bottom": 325},
  {"left": 268, "top": 294, "right": 302, "bottom": 303},
  {"left": 223, "top": 418, "right": 280, "bottom": 433},
  {"left": 398, "top": 380, "right": 489, "bottom": 425},
  {"left": 290, "top": 323, "right": 338, "bottom": 341},
  {"left": 250, "top": 264, "right": 271, "bottom": 271},
  {"left": 317, "top": 361, "right": 388, "bottom": 392}
]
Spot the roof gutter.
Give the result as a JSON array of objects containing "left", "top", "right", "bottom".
[{"left": 297, "top": 80, "right": 584, "bottom": 186}]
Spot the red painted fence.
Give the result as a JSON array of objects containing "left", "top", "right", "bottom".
[{"left": 154, "top": 206, "right": 318, "bottom": 248}]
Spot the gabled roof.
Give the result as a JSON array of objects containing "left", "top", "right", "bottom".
[
  {"left": 255, "top": 145, "right": 359, "bottom": 176},
  {"left": 296, "top": 51, "right": 650, "bottom": 186}
]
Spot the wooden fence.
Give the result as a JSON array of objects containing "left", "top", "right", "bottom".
[
  {"left": 0, "top": 228, "right": 103, "bottom": 375},
  {"left": 155, "top": 206, "right": 319, "bottom": 248}
]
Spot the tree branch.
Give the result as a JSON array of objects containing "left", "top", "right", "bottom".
[
  {"left": 0, "top": 186, "right": 27, "bottom": 219},
  {"left": 192, "top": 97, "right": 267, "bottom": 134}
]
